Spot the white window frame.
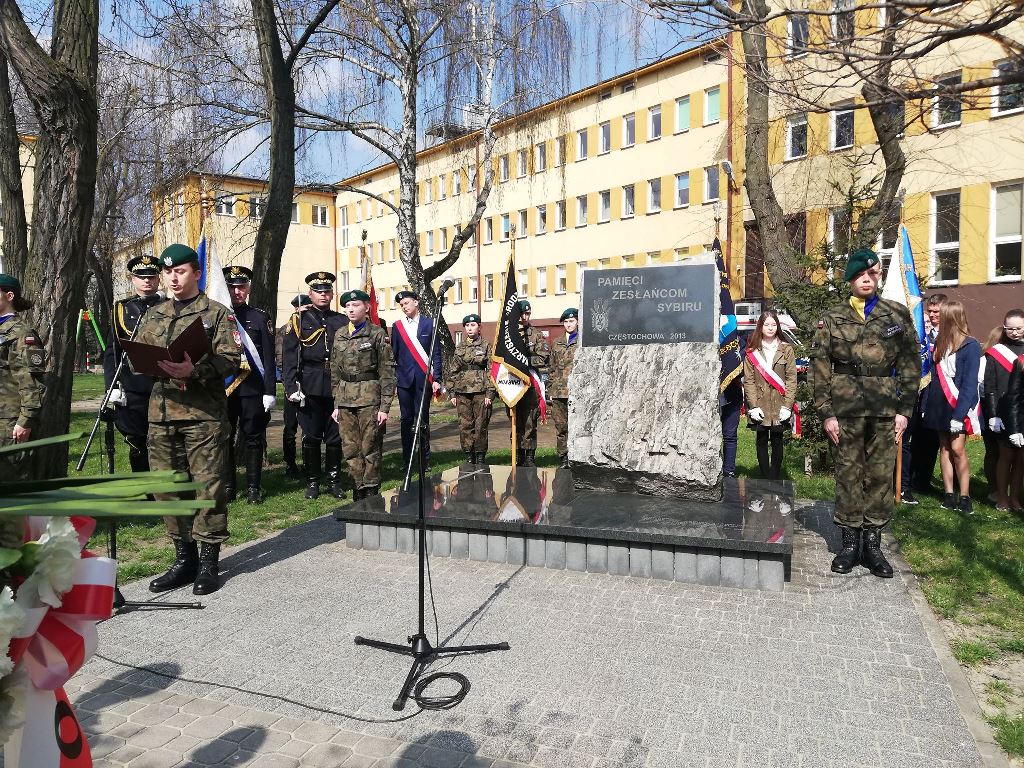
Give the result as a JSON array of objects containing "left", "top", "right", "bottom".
[
  {"left": 676, "top": 96, "right": 690, "bottom": 133},
  {"left": 704, "top": 166, "right": 720, "bottom": 202},
  {"left": 786, "top": 113, "right": 809, "bottom": 160},
  {"left": 576, "top": 262, "right": 587, "bottom": 292},
  {"left": 599, "top": 189, "right": 611, "bottom": 222},
  {"left": 535, "top": 142, "right": 547, "bottom": 172},
  {"left": 517, "top": 149, "right": 528, "bottom": 178},
  {"left": 518, "top": 209, "right": 528, "bottom": 238},
  {"left": 518, "top": 269, "right": 529, "bottom": 297},
  {"left": 485, "top": 274, "right": 495, "bottom": 301},
  {"left": 536, "top": 266, "right": 548, "bottom": 296},
  {"left": 501, "top": 213, "right": 511, "bottom": 241},
  {"left": 994, "top": 61, "right": 1024, "bottom": 116},
  {"left": 424, "top": 179, "right": 433, "bottom": 204},
  {"left": 623, "top": 114, "right": 635, "bottom": 147},
  {"left": 930, "top": 190, "right": 961, "bottom": 286},
  {"left": 555, "top": 200, "right": 567, "bottom": 231},
  {"left": 600, "top": 121, "right": 611, "bottom": 153},
  {"left": 788, "top": 14, "right": 809, "bottom": 58},
  {"left": 454, "top": 171, "right": 462, "bottom": 195},
  {"left": 648, "top": 105, "right": 662, "bottom": 140},
  {"left": 933, "top": 72, "right": 963, "bottom": 128},
  {"left": 623, "top": 184, "right": 635, "bottom": 218},
  {"left": 828, "top": 207, "right": 852, "bottom": 258},
  {"left": 469, "top": 276, "right": 478, "bottom": 302},
  {"left": 675, "top": 172, "right": 690, "bottom": 208},
  {"left": 577, "top": 129, "right": 589, "bottom": 160},
  {"left": 537, "top": 204, "right": 547, "bottom": 235},
  {"left": 426, "top": 230, "right": 434, "bottom": 255},
  {"left": 991, "top": 181, "right": 1024, "bottom": 282},
  {"left": 313, "top": 204, "right": 329, "bottom": 226},
  {"left": 500, "top": 155, "right": 510, "bottom": 182},
  {"left": 215, "top": 192, "right": 235, "bottom": 216},
  {"left": 484, "top": 218, "right": 494, "bottom": 244},
  {"left": 832, "top": 0, "right": 855, "bottom": 42},
  {"left": 291, "top": 203, "right": 300, "bottom": 223},
  {"left": 576, "top": 195, "right": 588, "bottom": 227},
  {"left": 648, "top": 178, "right": 661, "bottom": 213},
  {"left": 556, "top": 265, "right": 567, "bottom": 295},
  {"left": 440, "top": 227, "right": 448, "bottom": 252},
  {"left": 439, "top": 174, "right": 447, "bottom": 200},
  {"left": 704, "top": 87, "right": 720, "bottom": 125},
  {"left": 248, "top": 196, "right": 265, "bottom": 220},
  {"left": 831, "top": 104, "right": 855, "bottom": 150}
]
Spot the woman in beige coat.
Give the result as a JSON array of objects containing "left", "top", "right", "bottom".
[{"left": 742, "top": 310, "right": 797, "bottom": 479}]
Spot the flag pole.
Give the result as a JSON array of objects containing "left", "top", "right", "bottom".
[{"left": 510, "top": 229, "right": 518, "bottom": 470}]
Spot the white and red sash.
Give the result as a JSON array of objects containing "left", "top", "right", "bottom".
[
  {"left": 746, "top": 348, "right": 801, "bottom": 437},
  {"left": 985, "top": 343, "right": 1022, "bottom": 373},
  {"left": 393, "top": 316, "right": 433, "bottom": 384},
  {"left": 935, "top": 353, "right": 982, "bottom": 435}
]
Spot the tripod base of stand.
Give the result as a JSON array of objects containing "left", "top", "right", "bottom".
[
  {"left": 355, "top": 633, "right": 509, "bottom": 711},
  {"left": 113, "top": 586, "right": 204, "bottom": 612}
]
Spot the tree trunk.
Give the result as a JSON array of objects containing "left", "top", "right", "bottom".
[
  {"left": 0, "top": 0, "right": 99, "bottom": 478},
  {"left": 0, "top": 49, "right": 26, "bottom": 275},
  {"left": 248, "top": 0, "right": 295, "bottom": 325}
]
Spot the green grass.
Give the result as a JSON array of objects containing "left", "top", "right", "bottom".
[
  {"left": 950, "top": 639, "right": 1000, "bottom": 666},
  {"left": 72, "top": 373, "right": 107, "bottom": 402},
  {"left": 990, "top": 714, "right": 1024, "bottom": 756}
]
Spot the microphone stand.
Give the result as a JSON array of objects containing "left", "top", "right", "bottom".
[
  {"left": 77, "top": 303, "right": 203, "bottom": 613},
  {"left": 354, "top": 283, "right": 509, "bottom": 711}
]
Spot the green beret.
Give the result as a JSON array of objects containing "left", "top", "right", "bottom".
[
  {"left": 463, "top": 313, "right": 481, "bottom": 325},
  {"left": 518, "top": 300, "right": 532, "bottom": 313},
  {"left": 0, "top": 273, "right": 21, "bottom": 293},
  {"left": 560, "top": 308, "right": 579, "bottom": 322},
  {"left": 291, "top": 294, "right": 312, "bottom": 307},
  {"left": 345, "top": 289, "right": 370, "bottom": 303},
  {"left": 160, "top": 243, "right": 200, "bottom": 268},
  {"left": 844, "top": 248, "right": 880, "bottom": 282}
]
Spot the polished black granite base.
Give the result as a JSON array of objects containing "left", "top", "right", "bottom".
[{"left": 335, "top": 465, "right": 793, "bottom": 589}]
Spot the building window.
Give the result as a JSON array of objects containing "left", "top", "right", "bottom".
[
  {"left": 648, "top": 178, "right": 661, "bottom": 212},
  {"left": 537, "top": 204, "right": 547, "bottom": 234},
  {"left": 598, "top": 89, "right": 612, "bottom": 101},
  {"left": 500, "top": 155, "right": 510, "bottom": 182},
  {"left": 577, "top": 261, "right": 587, "bottom": 291},
  {"left": 518, "top": 269, "right": 528, "bottom": 296},
  {"left": 829, "top": 207, "right": 853, "bottom": 257},
  {"left": 501, "top": 213, "right": 510, "bottom": 240},
  {"left": 485, "top": 274, "right": 494, "bottom": 301},
  {"left": 215, "top": 192, "right": 235, "bottom": 216},
  {"left": 621, "top": 82, "right": 634, "bottom": 93},
  {"left": 556, "top": 265, "right": 567, "bottom": 294},
  {"left": 290, "top": 203, "right": 300, "bottom": 223},
  {"left": 623, "top": 114, "right": 635, "bottom": 147},
  {"left": 833, "top": 0, "right": 854, "bottom": 43},
  {"left": 934, "top": 72, "right": 963, "bottom": 127},
  {"left": 367, "top": 242, "right": 376, "bottom": 264},
  {"left": 556, "top": 200, "right": 566, "bottom": 231},
  {"left": 675, "top": 172, "right": 690, "bottom": 207},
  {"left": 932, "top": 191, "right": 961, "bottom": 283},
  {"left": 176, "top": 193, "right": 185, "bottom": 218},
  {"left": 356, "top": 200, "right": 363, "bottom": 222},
  {"left": 832, "top": 105, "right": 854, "bottom": 149},
  {"left": 454, "top": 171, "right": 462, "bottom": 195},
  {"left": 556, "top": 136, "right": 567, "bottom": 166},
  {"left": 786, "top": 113, "right": 808, "bottom": 159},
  {"left": 704, "top": 87, "right": 720, "bottom": 125},
  {"left": 577, "top": 129, "right": 588, "bottom": 160},
  {"left": 439, "top": 174, "right": 447, "bottom": 200},
  {"left": 623, "top": 184, "right": 635, "bottom": 218},
  {"left": 518, "top": 209, "right": 528, "bottom": 238},
  {"left": 996, "top": 61, "right": 1024, "bottom": 114},
  {"left": 440, "top": 227, "right": 448, "bottom": 252},
  {"left": 339, "top": 208, "right": 349, "bottom": 247},
  {"left": 600, "top": 121, "right": 611, "bottom": 153},
  {"left": 705, "top": 166, "right": 720, "bottom": 201},
  {"left": 535, "top": 142, "right": 546, "bottom": 172},
  {"left": 648, "top": 105, "right": 662, "bottom": 140},
  {"left": 599, "top": 190, "right": 611, "bottom": 222},
  {"left": 426, "top": 230, "right": 434, "bottom": 254},
  {"left": 424, "top": 180, "right": 433, "bottom": 204},
  {"left": 788, "top": 14, "right": 809, "bottom": 57},
  {"left": 485, "top": 218, "right": 494, "bottom": 244},
  {"left": 470, "top": 276, "right": 478, "bottom": 302},
  {"left": 622, "top": 254, "right": 635, "bottom": 268},
  {"left": 576, "top": 195, "right": 588, "bottom": 226},
  {"left": 248, "top": 196, "right": 265, "bottom": 219},
  {"left": 676, "top": 96, "right": 690, "bottom": 132},
  {"left": 995, "top": 183, "right": 1023, "bottom": 279},
  {"left": 517, "top": 149, "right": 528, "bottom": 178},
  {"left": 536, "top": 266, "right": 547, "bottom": 296},
  {"left": 313, "top": 204, "right": 329, "bottom": 226},
  {"left": 674, "top": 248, "right": 687, "bottom": 261}
]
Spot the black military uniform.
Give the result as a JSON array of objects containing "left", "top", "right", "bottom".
[
  {"left": 282, "top": 272, "right": 346, "bottom": 499},
  {"left": 223, "top": 266, "right": 277, "bottom": 504},
  {"left": 103, "top": 255, "right": 163, "bottom": 472},
  {"left": 277, "top": 294, "right": 312, "bottom": 478}
]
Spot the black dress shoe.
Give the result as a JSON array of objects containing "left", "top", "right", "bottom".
[
  {"left": 900, "top": 489, "right": 918, "bottom": 505},
  {"left": 193, "top": 542, "right": 221, "bottom": 595},
  {"left": 246, "top": 487, "right": 263, "bottom": 505},
  {"left": 305, "top": 482, "right": 320, "bottom": 500},
  {"left": 831, "top": 526, "right": 861, "bottom": 574},
  {"left": 284, "top": 464, "right": 301, "bottom": 479},
  {"left": 860, "top": 527, "right": 893, "bottom": 578}
]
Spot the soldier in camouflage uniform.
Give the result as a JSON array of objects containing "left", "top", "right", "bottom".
[
  {"left": 329, "top": 289, "right": 396, "bottom": 499},
  {"left": 811, "top": 249, "right": 919, "bottom": 579},
  {"left": 446, "top": 313, "right": 495, "bottom": 464},
  {"left": 513, "top": 300, "right": 550, "bottom": 466},
  {"left": 0, "top": 274, "right": 45, "bottom": 477},
  {"left": 548, "top": 308, "right": 578, "bottom": 468},
  {"left": 142, "top": 244, "right": 241, "bottom": 596}
]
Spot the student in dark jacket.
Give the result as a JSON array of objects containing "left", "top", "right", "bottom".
[
  {"left": 922, "top": 300, "right": 981, "bottom": 515},
  {"left": 982, "top": 310, "right": 1024, "bottom": 511}
]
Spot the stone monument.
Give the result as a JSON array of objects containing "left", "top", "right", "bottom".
[{"left": 568, "top": 257, "right": 723, "bottom": 500}]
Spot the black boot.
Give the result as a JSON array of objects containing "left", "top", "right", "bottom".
[
  {"left": 283, "top": 432, "right": 298, "bottom": 477},
  {"left": 149, "top": 539, "right": 198, "bottom": 593},
  {"left": 465, "top": 450, "right": 474, "bottom": 464},
  {"left": 193, "top": 542, "right": 221, "bottom": 595},
  {"left": 515, "top": 449, "right": 525, "bottom": 465},
  {"left": 523, "top": 449, "right": 537, "bottom": 467},
  {"left": 365, "top": 485, "right": 381, "bottom": 497},
  {"left": 284, "top": 462, "right": 301, "bottom": 479},
  {"left": 860, "top": 527, "right": 894, "bottom": 578},
  {"left": 304, "top": 443, "right": 321, "bottom": 500},
  {"left": 245, "top": 444, "right": 263, "bottom": 505},
  {"left": 478, "top": 453, "right": 487, "bottom": 465},
  {"left": 127, "top": 439, "right": 150, "bottom": 473},
  {"left": 326, "top": 445, "right": 347, "bottom": 500},
  {"left": 830, "top": 526, "right": 861, "bottom": 574},
  {"left": 353, "top": 486, "right": 366, "bottom": 501},
  {"left": 560, "top": 454, "right": 570, "bottom": 468}
]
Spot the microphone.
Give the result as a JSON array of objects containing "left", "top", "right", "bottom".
[{"left": 438, "top": 277, "right": 456, "bottom": 293}]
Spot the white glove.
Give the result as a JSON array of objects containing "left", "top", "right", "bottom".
[
  {"left": 287, "top": 390, "right": 304, "bottom": 404},
  {"left": 262, "top": 395, "right": 276, "bottom": 412},
  {"left": 1011, "top": 433, "right": 1024, "bottom": 448},
  {"left": 748, "top": 498, "right": 764, "bottom": 513},
  {"left": 778, "top": 406, "right": 792, "bottom": 422},
  {"left": 989, "top": 417, "right": 1004, "bottom": 433},
  {"left": 748, "top": 408, "right": 764, "bottom": 421},
  {"left": 107, "top": 388, "right": 127, "bottom": 407},
  {"left": 949, "top": 419, "right": 964, "bottom": 434},
  {"left": 779, "top": 500, "right": 792, "bottom": 516}
]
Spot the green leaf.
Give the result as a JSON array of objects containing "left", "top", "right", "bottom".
[
  {"left": 0, "top": 433, "right": 84, "bottom": 455},
  {"left": 0, "top": 548, "right": 21, "bottom": 570}
]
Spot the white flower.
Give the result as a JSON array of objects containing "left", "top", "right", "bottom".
[
  {"left": 18, "top": 518, "right": 81, "bottom": 608},
  {"left": 0, "top": 668, "right": 27, "bottom": 748},
  {"left": 0, "top": 588, "right": 23, "bottom": 678}
]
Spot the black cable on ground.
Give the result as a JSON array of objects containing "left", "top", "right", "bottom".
[{"left": 411, "top": 671, "right": 470, "bottom": 710}]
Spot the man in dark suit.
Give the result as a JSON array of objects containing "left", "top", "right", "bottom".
[{"left": 391, "top": 290, "right": 442, "bottom": 471}]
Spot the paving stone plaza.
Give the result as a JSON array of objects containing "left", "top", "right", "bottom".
[{"left": 66, "top": 499, "right": 1004, "bottom": 768}]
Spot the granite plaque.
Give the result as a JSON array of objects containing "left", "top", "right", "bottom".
[{"left": 581, "top": 263, "right": 716, "bottom": 347}]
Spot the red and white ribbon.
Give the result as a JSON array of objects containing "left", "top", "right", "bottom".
[
  {"left": 936, "top": 354, "right": 982, "bottom": 435},
  {"left": 745, "top": 349, "right": 801, "bottom": 437},
  {"left": 393, "top": 317, "right": 433, "bottom": 383},
  {"left": 985, "top": 344, "right": 1021, "bottom": 373}
]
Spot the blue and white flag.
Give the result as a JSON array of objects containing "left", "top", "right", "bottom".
[
  {"left": 715, "top": 237, "right": 742, "bottom": 393},
  {"left": 881, "top": 224, "right": 929, "bottom": 384},
  {"left": 197, "top": 228, "right": 254, "bottom": 394}
]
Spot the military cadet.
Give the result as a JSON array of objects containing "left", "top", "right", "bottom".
[
  {"left": 548, "top": 308, "right": 578, "bottom": 468},
  {"left": 811, "top": 248, "right": 919, "bottom": 579},
  {"left": 0, "top": 274, "right": 45, "bottom": 463},
  {"left": 283, "top": 272, "right": 346, "bottom": 500},
  {"left": 329, "top": 290, "right": 396, "bottom": 499},
  {"left": 276, "top": 294, "right": 311, "bottom": 478},
  {"left": 141, "top": 244, "right": 241, "bottom": 596},
  {"left": 512, "top": 300, "right": 550, "bottom": 467},
  {"left": 223, "top": 265, "right": 277, "bottom": 504},
  {"left": 445, "top": 314, "right": 495, "bottom": 464},
  {"left": 392, "top": 290, "right": 443, "bottom": 471},
  {"left": 103, "top": 255, "right": 163, "bottom": 472}
]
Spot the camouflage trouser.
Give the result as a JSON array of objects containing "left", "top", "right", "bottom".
[
  {"left": 148, "top": 420, "right": 230, "bottom": 544},
  {"left": 339, "top": 406, "right": 384, "bottom": 489},
  {"left": 832, "top": 416, "right": 896, "bottom": 528},
  {"left": 550, "top": 398, "right": 569, "bottom": 457},
  {"left": 456, "top": 392, "right": 492, "bottom": 453},
  {"left": 512, "top": 388, "right": 540, "bottom": 449},
  {"left": 0, "top": 418, "right": 27, "bottom": 547}
]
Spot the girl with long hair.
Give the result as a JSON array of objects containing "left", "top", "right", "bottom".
[
  {"left": 984, "top": 309, "right": 1024, "bottom": 511},
  {"left": 742, "top": 310, "right": 797, "bottom": 479},
  {"left": 922, "top": 300, "right": 981, "bottom": 514}
]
